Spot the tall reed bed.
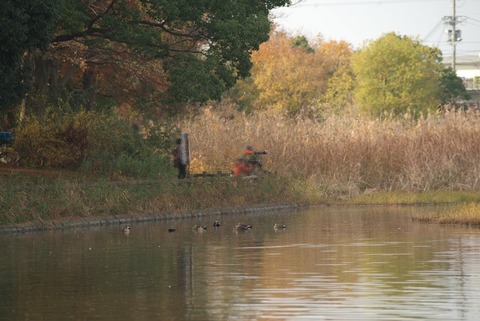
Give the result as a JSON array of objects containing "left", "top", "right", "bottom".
[{"left": 180, "top": 108, "right": 480, "bottom": 194}]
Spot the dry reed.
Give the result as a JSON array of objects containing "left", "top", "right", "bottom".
[{"left": 180, "top": 108, "right": 480, "bottom": 194}]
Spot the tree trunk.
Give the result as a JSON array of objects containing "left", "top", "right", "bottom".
[{"left": 83, "top": 64, "right": 97, "bottom": 110}]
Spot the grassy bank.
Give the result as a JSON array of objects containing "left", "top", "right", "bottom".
[
  {"left": 0, "top": 173, "right": 309, "bottom": 225},
  {"left": 3, "top": 170, "right": 480, "bottom": 227},
  {"left": 412, "top": 202, "right": 480, "bottom": 226}
]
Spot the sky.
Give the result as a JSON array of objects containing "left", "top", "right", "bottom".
[{"left": 271, "top": 0, "right": 480, "bottom": 58}]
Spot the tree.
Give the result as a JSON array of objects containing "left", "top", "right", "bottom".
[
  {"left": 319, "top": 40, "right": 354, "bottom": 111},
  {"left": 225, "top": 76, "right": 260, "bottom": 113},
  {"left": 291, "top": 35, "right": 314, "bottom": 53},
  {"left": 250, "top": 31, "right": 319, "bottom": 115},
  {"left": 9, "top": 0, "right": 291, "bottom": 117},
  {"left": 249, "top": 30, "right": 352, "bottom": 116},
  {"left": 352, "top": 33, "right": 443, "bottom": 117},
  {"left": 0, "top": 0, "right": 62, "bottom": 118},
  {"left": 438, "top": 67, "right": 470, "bottom": 105}
]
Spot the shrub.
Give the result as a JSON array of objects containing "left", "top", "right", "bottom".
[
  {"left": 14, "top": 113, "right": 88, "bottom": 168},
  {"left": 12, "top": 110, "right": 176, "bottom": 179},
  {"left": 79, "top": 112, "right": 176, "bottom": 179}
]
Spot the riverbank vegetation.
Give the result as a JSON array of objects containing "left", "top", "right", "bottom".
[
  {"left": 1, "top": 2, "right": 479, "bottom": 227},
  {"left": 3, "top": 108, "right": 480, "bottom": 226},
  {"left": 0, "top": 173, "right": 301, "bottom": 225},
  {"left": 182, "top": 108, "right": 480, "bottom": 194},
  {"left": 412, "top": 202, "right": 480, "bottom": 226}
]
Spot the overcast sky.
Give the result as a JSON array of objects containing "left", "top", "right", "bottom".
[{"left": 272, "top": 0, "right": 480, "bottom": 58}]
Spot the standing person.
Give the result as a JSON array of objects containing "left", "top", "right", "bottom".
[{"left": 173, "top": 138, "right": 187, "bottom": 179}]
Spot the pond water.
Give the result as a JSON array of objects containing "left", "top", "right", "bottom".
[{"left": 1, "top": 206, "right": 480, "bottom": 321}]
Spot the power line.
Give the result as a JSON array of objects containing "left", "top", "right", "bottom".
[
  {"left": 466, "top": 17, "right": 480, "bottom": 24},
  {"left": 423, "top": 19, "right": 444, "bottom": 42},
  {"left": 291, "top": 0, "right": 448, "bottom": 7},
  {"left": 282, "top": 0, "right": 480, "bottom": 57}
]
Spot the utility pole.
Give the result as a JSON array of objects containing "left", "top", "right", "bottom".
[
  {"left": 452, "top": 0, "right": 457, "bottom": 70},
  {"left": 443, "top": 0, "right": 465, "bottom": 71}
]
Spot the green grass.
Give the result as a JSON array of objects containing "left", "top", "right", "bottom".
[{"left": 0, "top": 174, "right": 303, "bottom": 225}]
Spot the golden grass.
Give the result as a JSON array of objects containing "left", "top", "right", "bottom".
[
  {"left": 412, "top": 202, "right": 480, "bottom": 225},
  {"left": 180, "top": 108, "right": 480, "bottom": 194},
  {"left": 347, "top": 190, "right": 480, "bottom": 205}
]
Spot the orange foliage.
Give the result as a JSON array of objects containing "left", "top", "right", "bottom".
[{"left": 250, "top": 29, "right": 353, "bottom": 115}]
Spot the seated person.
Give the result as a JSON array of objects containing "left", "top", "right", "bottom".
[{"left": 233, "top": 145, "right": 267, "bottom": 176}]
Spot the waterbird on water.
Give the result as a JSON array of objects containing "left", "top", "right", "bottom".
[
  {"left": 193, "top": 225, "right": 207, "bottom": 232},
  {"left": 121, "top": 225, "right": 131, "bottom": 234},
  {"left": 273, "top": 223, "right": 286, "bottom": 230},
  {"left": 235, "top": 223, "right": 253, "bottom": 231},
  {"left": 168, "top": 227, "right": 176, "bottom": 232},
  {"left": 213, "top": 221, "right": 221, "bottom": 227}
]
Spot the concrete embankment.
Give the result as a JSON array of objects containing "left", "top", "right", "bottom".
[{"left": 0, "top": 204, "right": 302, "bottom": 235}]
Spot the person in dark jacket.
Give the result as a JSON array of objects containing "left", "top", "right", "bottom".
[{"left": 173, "top": 138, "right": 187, "bottom": 179}]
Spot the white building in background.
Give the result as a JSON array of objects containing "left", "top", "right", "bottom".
[
  {"left": 443, "top": 56, "right": 480, "bottom": 86},
  {"left": 443, "top": 55, "right": 480, "bottom": 102}
]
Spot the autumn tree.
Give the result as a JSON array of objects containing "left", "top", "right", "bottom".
[
  {"left": 352, "top": 32, "right": 443, "bottom": 117},
  {"left": 248, "top": 30, "right": 353, "bottom": 117},
  {"left": 319, "top": 40, "right": 354, "bottom": 112},
  {"left": 251, "top": 30, "right": 318, "bottom": 115},
  {"left": 2, "top": 0, "right": 291, "bottom": 119}
]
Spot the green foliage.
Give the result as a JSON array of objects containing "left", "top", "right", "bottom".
[
  {"left": 291, "top": 35, "right": 314, "bottom": 53},
  {"left": 0, "top": 65, "right": 25, "bottom": 116},
  {"left": 324, "top": 64, "right": 355, "bottom": 111},
  {"left": 51, "top": 0, "right": 290, "bottom": 103},
  {"left": 0, "top": 0, "right": 62, "bottom": 112},
  {"left": 352, "top": 33, "right": 443, "bottom": 117},
  {"left": 12, "top": 110, "right": 175, "bottom": 178},
  {"left": 225, "top": 77, "right": 260, "bottom": 113},
  {"left": 166, "top": 54, "right": 235, "bottom": 104},
  {"left": 140, "top": 119, "right": 179, "bottom": 156},
  {"left": 438, "top": 67, "right": 470, "bottom": 105},
  {"left": 1, "top": 0, "right": 291, "bottom": 122},
  {"left": 0, "top": 0, "right": 61, "bottom": 52},
  {"left": 55, "top": 0, "right": 88, "bottom": 35},
  {"left": 77, "top": 112, "right": 175, "bottom": 178}
]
